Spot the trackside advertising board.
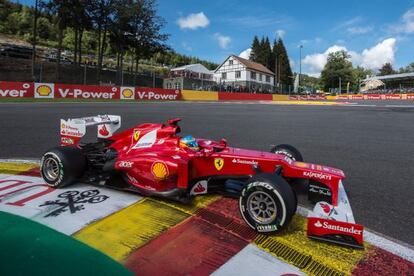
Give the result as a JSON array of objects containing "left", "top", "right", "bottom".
[
  {"left": 55, "top": 84, "right": 120, "bottom": 100},
  {"left": 135, "top": 87, "right": 181, "bottom": 101},
  {"left": 0, "top": 81, "right": 34, "bottom": 98}
]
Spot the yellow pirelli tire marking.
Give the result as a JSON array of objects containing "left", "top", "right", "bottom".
[
  {"left": 73, "top": 198, "right": 190, "bottom": 261},
  {"left": 0, "top": 162, "right": 38, "bottom": 175},
  {"left": 254, "top": 215, "right": 368, "bottom": 276}
]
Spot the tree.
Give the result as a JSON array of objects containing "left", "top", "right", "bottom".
[
  {"left": 320, "top": 50, "right": 354, "bottom": 92},
  {"left": 398, "top": 62, "right": 414, "bottom": 73},
  {"left": 273, "top": 38, "right": 293, "bottom": 88},
  {"left": 250, "top": 36, "right": 260, "bottom": 62},
  {"left": 379, "top": 63, "right": 395, "bottom": 76},
  {"left": 352, "top": 66, "right": 373, "bottom": 92}
]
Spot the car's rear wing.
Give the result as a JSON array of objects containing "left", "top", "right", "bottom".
[{"left": 60, "top": 115, "right": 121, "bottom": 146}]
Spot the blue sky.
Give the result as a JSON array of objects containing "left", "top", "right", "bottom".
[{"left": 18, "top": 0, "right": 414, "bottom": 75}]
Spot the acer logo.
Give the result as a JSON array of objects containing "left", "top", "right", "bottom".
[{"left": 314, "top": 220, "right": 363, "bottom": 235}]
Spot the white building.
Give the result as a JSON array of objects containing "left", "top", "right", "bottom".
[
  {"left": 214, "top": 55, "right": 275, "bottom": 92},
  {"left": 163, "top": 64, "right": 215, "bottom": 90}
]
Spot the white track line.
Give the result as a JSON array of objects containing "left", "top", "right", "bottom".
[
  {"left": 0, "top": 158, "right": 40, "bottom": 164},
  {"left": 297, "top": 206, "right": 414, "bottom": 262}
]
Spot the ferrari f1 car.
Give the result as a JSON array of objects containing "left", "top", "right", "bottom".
[{"left": 40, "top": 115, "right": 364, "bottom": 248}]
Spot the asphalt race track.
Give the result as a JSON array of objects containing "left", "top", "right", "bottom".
[{"left": 0, "top": 101, "right": 413, "bottom": 246}]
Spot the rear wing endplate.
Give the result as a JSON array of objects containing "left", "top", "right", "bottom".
[{"left": 60, "top": 115, "right": 121, "bottom": 146}]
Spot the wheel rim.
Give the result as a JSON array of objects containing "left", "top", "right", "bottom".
[
  {"left": 247, "top": 191, "right": 277, "bottom": 224},
  {"left": 42, "top": 157, "right": 60, "bottom": 182}
]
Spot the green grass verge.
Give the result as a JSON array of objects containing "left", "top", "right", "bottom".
[{"left": 0, "top": 211, "right": 132, "bottom": 275}]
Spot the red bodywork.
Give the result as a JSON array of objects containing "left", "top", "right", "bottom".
[
  {"left": 60, "top": 116, "right": 364, "bottom": 248},
  {"left": 108, "top": 120, "right": 342, "bottom": 204}
]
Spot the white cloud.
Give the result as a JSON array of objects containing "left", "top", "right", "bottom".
[
  {"left": 347, "top": 26, "right": 374, "bottom": 34},
  {"left": 391, "top": 8, "right": 414, "bottom": 33},
  {"left": 239, "top": 48, "right": 252, "bottom": 59},
  {"left": 181, "top": 42, "right": 192, "bottom": 51},
  {"left": 302, "top": 38, "right": 397, "bottom": 76},
  {"left": 359, "top": 38, "right": 396, "bottom": 69},
  {"left": 177, "top": 12, "right": 210, "bottom": 30},
  {"left": 332, "top": 16, "right": 362, "bottom": 31},
  {"left": 276, "top": 29, "right": 285, "bottom": 38},
  {"left": 302, "top": 45, "right": 347, "bottom": 75},
  {"left": 214, "top": 33, "right": 231, "bottom": 49}
]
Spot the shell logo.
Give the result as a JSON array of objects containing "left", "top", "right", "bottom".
[
  {"left": 294, "top": 161, "right": 309, "bottom": 168},
  {"left": 151, "top": 161, "right": 169, "bottom": 180},
  {"left": 122, "top": 88, "right": 134, "bottom": 98},
  {"left": 36, "top": 85, "right": 52, "bottom": 96}
]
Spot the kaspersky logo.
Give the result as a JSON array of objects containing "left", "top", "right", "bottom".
[{"left": 314, "top": 220, "right": 362, "bottom": 235}]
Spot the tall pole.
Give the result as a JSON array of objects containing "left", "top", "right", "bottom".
[
  {"left": 31, "top": 0, "right": 39, "bottom": 81},
  {"left": 299, "top": 45, "right": 303, "bottom": 93},
  {"left": 339, "top": 77, "right": 342, "bottom": 94}
]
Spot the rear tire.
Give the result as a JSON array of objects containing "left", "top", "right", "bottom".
[
  {"left": 239, "top": 173, "right": 296, "bottom": 234},
  {"left": 40, "top": 146, "right": 86, "bottom": 188}
]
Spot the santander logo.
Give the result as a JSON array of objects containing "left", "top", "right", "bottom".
[
  {"left": 99, "top": 125, "right": 110, "bottom": 136},
  {"left": 190, "top": 181, "right": 208, "bottom": 195},
  {"left": 194, "top": 183, "right": 206, "bottom": 193},
  {"left": 314, "top": 220, "right": 362, "bottom": 235}
]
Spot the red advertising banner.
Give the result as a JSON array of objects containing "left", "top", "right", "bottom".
[
  {"left": 219, "top": 92, "right": 272, "bottom": 101},
  {"left": 54, "top": 84, "right": 120, "bottom": 99},
  {"left": 289, "top": 95, "right": 327, "bottom": 100},
  {"left": 135, "top": 87, "right": 181, "bottom": 101},
  {"left": 0, "top": 81, "right": 34, "bottom": 98}
]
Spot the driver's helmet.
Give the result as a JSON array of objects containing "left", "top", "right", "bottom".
[{"left": 179, "top": 135, "right": 199, "bottom": 151}]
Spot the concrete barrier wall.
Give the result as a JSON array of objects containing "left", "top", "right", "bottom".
[
  {"left": 218, "top": 92, "right": 273, "bottom": 101},
  {"left": 181, "top": 90, "right": 218, "bottom": 101},
  {"left": 2, "top": 81, "right": 413, "bottom": 102},
  {"left": 272, "top": 95, "right": 289, "bottom": 101}
]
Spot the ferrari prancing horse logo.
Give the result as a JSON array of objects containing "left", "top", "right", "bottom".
[
  {"left": 133, "top": 130, "right": 141, "bottom": 142},
  {"left": 214, "top": 158, "right": 224, "bottom": 171}
]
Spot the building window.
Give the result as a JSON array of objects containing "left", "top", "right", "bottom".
[
  {"left": 259, "top": 74, "right": 262, "bottom": 81},
  {"left": 222, "top": 72, "right": 227, "bottom": 79},
  {"left": 251, "top": 71, "right": 256, "bottom": 80},
  {"left": 235, "top": 71, "right": 241, "bottom": 78},
  {"left": 229, "top": 60, "right": 233, "bottom": 65},
  {"left": 175, "top": 83, "right": 181, "bottom": 89},
  {"left": 266, "top": 75, "right": 270, "bottom": 83}
]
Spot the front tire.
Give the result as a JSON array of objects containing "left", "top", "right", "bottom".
[
  {"left": 239, "top": 173, "right": 296, "bottom": 234},
  {"left": 270, "top": 144, "right": 303, "bottom": 162},
  {"left": 40, "top": 146, "right": 86, "bottom": 188}
]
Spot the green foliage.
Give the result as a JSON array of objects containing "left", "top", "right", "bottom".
[
  {"left": 398, "top": 63, "right": 414, "bottom": 73},
  {"left": 0, "top": 0, "right": 215, "bottom": 76},
  {"left": 320, "top": 50, "right": 354, "bottom": 92},
  {"left": 379, "top": 62, "right": 396, "bottom": 76},
  {"left": 249, "top": 35, "right": 293, "bottom": 87},
  {"left": 274, "top": 38, "right": 293, "bottom": 86}
]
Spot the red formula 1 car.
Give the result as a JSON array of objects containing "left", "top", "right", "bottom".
[{"left": 40, "top": 115, "right": 364, "bottom": 248}]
